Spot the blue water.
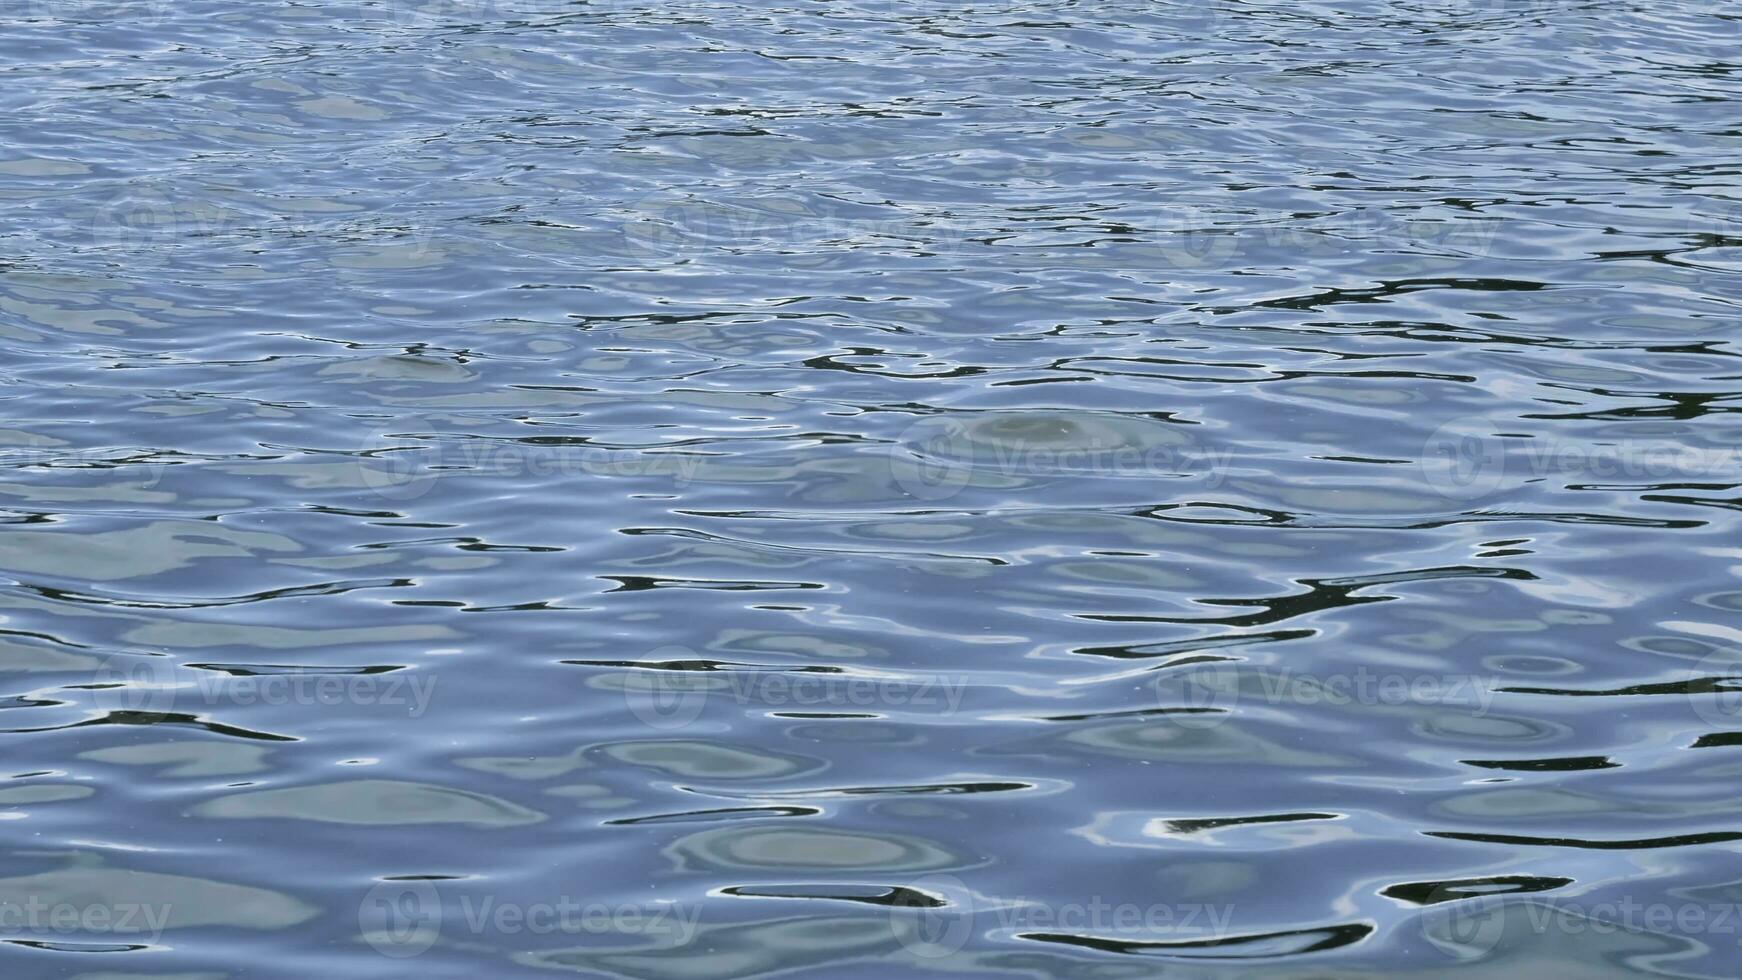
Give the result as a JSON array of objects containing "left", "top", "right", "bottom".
[{"left": 1, "top": 1, "right": 1740, "bottom": 976}]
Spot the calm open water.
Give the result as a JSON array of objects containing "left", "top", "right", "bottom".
[{"left": 1, "top": 1, "right": 1740, "bottom": 977}]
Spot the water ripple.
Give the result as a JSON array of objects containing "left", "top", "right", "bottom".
[{"left": 0, "top": 0, "right": 1738, "bottom": 976}]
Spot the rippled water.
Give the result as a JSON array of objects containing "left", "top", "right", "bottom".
[{"left": 2, "top": 1, "right": 1740, "bottom": 976}]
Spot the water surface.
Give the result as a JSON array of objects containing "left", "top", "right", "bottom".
[{"left": 2, "top": 1, "right": 1740, "bottom": 977}]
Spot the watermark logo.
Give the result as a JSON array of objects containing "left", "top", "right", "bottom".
[
  {"left": 355, "top": 411, "right": 445, "bottom": 502},
  {"left": 86, "top": 186, "right": 438, "bottom": 272},
  {"left": 616, "top": 193, "right": 981, "bottom": 267},
  {"left": 1156, "top": 664, "right": 1497, "bottom": 727},
  {"left": 1422, "top": 415, "right": 1510, "bottom": 501},
  {"left": 380, "top": 0, "right": 570, "bottom": 28},
  {"left": 0, "top": 445, "right": 168, "bottom": 489},
  {"left": 1689, "top": 647, "right": 1742, "bottom": 729},
  {"left": 892, "top": 882, "right": 1237, "bottom": 959},
  {"left": 89, "top": 187, "right": 180, "bottom": 270},
  {"left": 361, "top": 880, "right": 701, "bottom": 958},
  {"left": 1169, "top": 0, "right": 1241, "bottom": 39},
  {"left": 891, "top": 874, "right": 976, "bottom": 959},
  {"left": 888, "top": 415, "right": 1234, "bottom": 503},
  {"left": 0, "top": 895, "right": 172, "bottom": 945},
  {"left": 1426, "top": 891, "right": 1742, "bottom": 960},
  {"left": 91, "top": 654, "right": 178, "bottom": 715},
  {"left": 1152, "top": 660, "right": 1241, "bottom": 730},
  {"left": 1689, "top": 202, "right": 1742, "bottom": 254},
  {"left": 1153, "top": 200, "right": 1241, "bottom": 270},
  {"left": 89, "top": 656, "right": 436, "bottom": 717},
  {"left": 1421, "top": 889, "right": 1509, "bottom": 960},
  {"left": 1148, "top": 204, "right": 1505, "bottom": 272},
  {"left": 621, "top": 645, "right": 712, "bottom": 731},
  {"left": 1421, "top": 414, "right": 1742, "bottom": 502},
  {"left": 18, "top": 0, "right": 174, "bottom": 27},
  {"left": 352, "top": 414, "right": 708, "bottom": 502},
  {"left": 891, "top": 417, "right": 975, "bottom": 502},
  {"left": 361, "top": 880, "right": 442, "bottom": 959},
  {"left": 621, "top": 195, "right": 713, "bottom": 263},
  {"left": 615, "top": 646, "right": 969, "bottom": 731}
]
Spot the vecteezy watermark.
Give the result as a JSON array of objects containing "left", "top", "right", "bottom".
[
  {"left": 353, "top": 412, "right": 446, "bottom": 502},
  {"left": 90, "top": 655, "right": 437, "bottom": 718},
  {"left": 889, "top": 874, "right": 1236, "bottom": 959},
  {"left": 1148, "top": 203, "right": 1506, "bottom": 271},
  {"left": 1424, "top": 892, "right": 1742, "bottom": 961},
  {"left": 613, "top": 191, "right": 1507, "bottom": 270},
  {"left": 617, "top": 193, "right": 984, "bottom": 267},
  {"left": 1152, "top": 662, "right": 1497, "bottom": 728},
  {"left": 1688, "top": 646, "right": 1742, "bottom": 728},
  {"left": 1336, "top": 0, "right": 1617, "bottom": 53},
  {"left": 85, "top": 186, "right": 437, "bottom": 271},
  {"left": 888, "top": 416, "right": 1234, "bottom": 503},
  {"left": 16, "top": 0, "right": 175, "bottom": 26},
  {"left": 1689, "top": 202, "right": 1742, "bottom": 253},
  {"left": 0, "top": 445, "right": 168, "bottom": 488},
  {"left": 351, "top": 411, "right": 709, "bottom": 503},
  {"left": 0, "top": 895, "right": 172, "bottom": 945},
  {"left": 613, "top": 646, "right": 968, "bottom": 731},
  {"left": 359, "top": 879, "right": 701, "bottom": 959},
  {"left": 1160, "top": 0, "right": 1241, "bottom": 39},
  {"left": 374, "top": 0, "right": 572, "bottom": 28},
  {"left": 1420, "top": 414, "right": 1742, "bottom": 501}
]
